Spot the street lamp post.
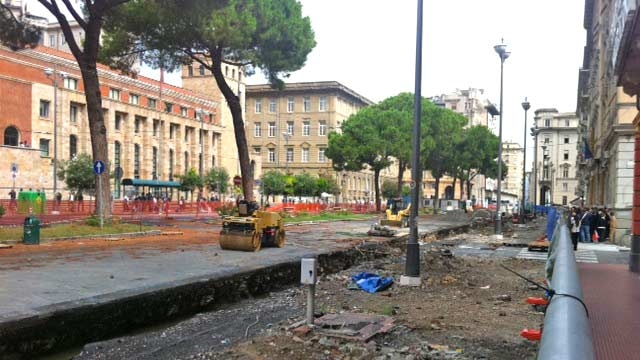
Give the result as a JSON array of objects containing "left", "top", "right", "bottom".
[
  {"left": 521, "top": 98, "right": 530, "bottom": 224},
  {"left": 197, "top": 110, "right": 205, "bottom": 181},
  {"left": 44, "top": 66, "right": 67, "bottom": 199},
  {"left": 282, "top": 132, "right": 291, "bottom": 174},
  {"left": 493, "top": 41, "right": 510, "bottom": 236},
  {"left": 530, "top": 125, "right": 540, "bottom": 208}
]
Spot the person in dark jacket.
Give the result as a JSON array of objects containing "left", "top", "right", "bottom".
[{"left": 595, "top": 209, "right": 607, "bottom": 242}]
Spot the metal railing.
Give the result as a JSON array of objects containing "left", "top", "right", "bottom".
[{"left": 538, "top": 208, "right": 595, "bottom": 360}]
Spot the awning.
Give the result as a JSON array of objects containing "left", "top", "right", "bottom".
[{"left": 121, "top": 178, "right": 182, "bottom": 188}]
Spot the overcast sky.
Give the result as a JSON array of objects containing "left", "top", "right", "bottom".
[
  {"left": 29, "top": 0, "right": 586, "bottom": 169},
  {"left": 244, "top": 0, "right": 586, "bottom": 171}
]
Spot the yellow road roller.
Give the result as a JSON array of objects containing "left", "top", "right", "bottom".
[
  {"left": 219, "top": 200, "right": 285, "bottom": 251},
  {"left": 380, "top": 198, "right": 411, "bottom": 227}
]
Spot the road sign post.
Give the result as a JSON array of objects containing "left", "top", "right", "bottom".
[{"left": 94, "top": 161, "right": 105, "bottom": 229}]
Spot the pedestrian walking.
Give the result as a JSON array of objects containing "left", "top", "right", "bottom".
[
  {"left": 570, "top": 210, "right": 580, "bottom": 251},
  {"left": 8, "top": 189, "right": 17, "bottom": 213},
  {"left": 596, "top": 209, "right": 607, "bottom": 243},
  {"left": 579, "top": 207, "right": 592, "bottom": 243}
]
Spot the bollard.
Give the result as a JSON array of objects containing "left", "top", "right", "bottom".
[{"left": 300, "top": 257, "right": 317, "bottom": 326}]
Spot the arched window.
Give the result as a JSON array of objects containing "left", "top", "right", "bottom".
[
  {"left": 69, "top": 135, "right": 78, "bottom": 159},
  {"left": 4, "top": 126, "right": 19, "bottom": 146}
]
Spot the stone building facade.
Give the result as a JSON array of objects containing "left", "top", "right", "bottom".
[
  {"left": 245, "top": 82, "right": 381, "bottom": 203},
  {"left": 577, "top": 0, "right": 637, "bottom": 245},
  {"left": 0, "top": 45, "right": 237, "bottom": 200},
  {"left": 532, "top": 109, "right": 580, "bottom": 207}
]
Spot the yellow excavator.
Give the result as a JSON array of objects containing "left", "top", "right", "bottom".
[
  {"left": 380, "top": 198, "right": 411, "bottom": 227},
  {"left": 219, "top": 200, "right": 286, "bottom": 251}
]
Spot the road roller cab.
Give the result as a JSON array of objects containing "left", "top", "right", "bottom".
[{"left": 219, "top": 200, "right": 286, "bottom": 251}]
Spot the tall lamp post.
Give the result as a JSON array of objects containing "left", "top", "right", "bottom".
[
  {"left": 44, "top": 67, "right": 67, "bottom": 198},
  {"left": 493, "top": 41, "right": 510, "bottom": 236},
  {"left": 282, "top": 132, "right": 291, "bottom": 174},
  {"left": 521, "top": 98, "right": 530, "bottom": 223},
  {"left": 530, "top": 125, "right": 540, "bottom": 209},
  {"left": 196, "top": 109, "right": 206, "bottom": 182}
]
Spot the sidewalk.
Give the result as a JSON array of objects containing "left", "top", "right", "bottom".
[{"left": 579, "top": 263, "right": 640, "bottom": 360}]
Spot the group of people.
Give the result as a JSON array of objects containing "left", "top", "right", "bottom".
[{"left": 568, "top": 206, "right": 616, "bottom": 250}]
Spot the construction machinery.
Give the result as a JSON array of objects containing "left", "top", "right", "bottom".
[
  {"left": 380, "top": 198, "right": 411, "bottom": 227},
  {"left": 219, "top": 200, "right": 286, "bottom": 251}
]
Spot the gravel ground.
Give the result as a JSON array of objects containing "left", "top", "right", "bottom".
[{"left": 73, "top": 219, "right": 547, "bottom": 360}]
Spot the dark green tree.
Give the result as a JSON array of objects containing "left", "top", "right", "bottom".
[
  {"left": 0, "top": 0, "right": 140, "bottom": 218},
  {"left": 101, "top": 0, "right": 316, "bottom": 201},
  {"left": 376, "top": 93, "right": 414, "bottom": 195},
  {"left": 326, "top": 105, "right": 398, "bottom": 211},
  {"left": 261, "top": 170, "right": 287, "bottom": 202},
  {"left": 381, "top": 180, "right": 397, "bottom": 200},
  {"left": 205, "top": 167, "right": 230, "bottom": 195},
  {"left": 421, "top": 101, "right": 467, "bottom": 208},
  {"left": 178, "top": 168, "right": 203, "bottom": 200},
  {"left": 58, "top": 153, "right": 96, "bottom": 196},
  {"left": 0, "top": 3, "right": 40, "bottom": 50},
  {"left": 316, "top": 174, "right": 340, "bottom": 197},
  {"left": 292, "top": 173, "right": 317, "bottom": 199}
]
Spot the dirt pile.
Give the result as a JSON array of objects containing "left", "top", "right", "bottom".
[{"left": 214, "top": 242, "right": 544, "bottom": 360}]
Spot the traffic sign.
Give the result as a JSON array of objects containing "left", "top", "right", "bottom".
[
  {"left": 94, "top": 160, "right": 105, "bottom": 175},
  {"left": 10, "top": 163, "right": 18, "bottom": 173}
]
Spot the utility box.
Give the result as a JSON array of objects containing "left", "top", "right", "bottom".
[
  {"left": 300, "top": 257, "right": 317, "bottom": 284},
  {"left": 23, "top": 215, "right": 41, "bottom": 245}
]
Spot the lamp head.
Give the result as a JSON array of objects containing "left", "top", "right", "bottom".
[
  {"left": 522, "top": 97, "right": 531, "bottom": 111},
  {"left": 44, "top": 68, "right": 53, "bottom": 77},
  {"left": 494, "top": 43, "right": 510, "bottom": 60}
]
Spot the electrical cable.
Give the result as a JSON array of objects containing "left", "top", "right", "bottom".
[{"left": 500, "top": 264, "right": 589, "bottom": 318}]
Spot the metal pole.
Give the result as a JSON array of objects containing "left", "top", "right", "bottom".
[
  {"left": 53, "top": 67, "right": 58, "bottom": 197},
  {"left": 403, "top": 0, "right": 423, "bottom": 283},
  {"left": 521, "top": 98, "right": 530, "bottom": 224},
  {"left": 99, "top": 175, "right": 103, "bottom": 229},
  {"left": 494, "top": 42, "right": 509, "bottom": 236},
  {"left": 306, "top": 283, "right": 315, "bottom": 325}
]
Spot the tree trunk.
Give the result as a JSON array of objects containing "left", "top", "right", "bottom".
[
  {"left": 374, "top": 168, "right": 381, "bottom": 211},
  {"left": 79, "top": 61, "right": 111, "bottom": 218},
  {"left": 209, "top": 49, "right": 254, "bottom": 201},
  {"left": 434, "top": 177, "right": 441, "bottom": 210},
  {"left": 396, "top": 160, "right": 407, "bottom": 196}
]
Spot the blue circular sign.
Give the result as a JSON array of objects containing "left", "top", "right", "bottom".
[{"left": 94, "top": 160, "right": 105, "bottom": 175}]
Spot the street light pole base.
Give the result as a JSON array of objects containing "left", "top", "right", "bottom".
[{"left": 400, "top": 275, "right": 421, "bottom": 287}]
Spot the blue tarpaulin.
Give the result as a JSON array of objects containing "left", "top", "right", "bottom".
[
  {"left": 547, "top": 207, "right": 558, "bottom": 240},
  {"left": 351, "top": 272, "right": 394, "bottom": 293}
]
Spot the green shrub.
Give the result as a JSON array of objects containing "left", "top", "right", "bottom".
[
  {"left": 0, "top": 204, "right": 5, "bottom": 218},
  {"left": 85, "top": 216, "right": 100, "bottom": 227},
  {"left": 217, "top": 202, "right": 237, "bottom": 216}
]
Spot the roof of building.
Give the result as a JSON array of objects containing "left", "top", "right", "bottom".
[{"left": 246, "top": 81, "right": 374, "bottom": 106}]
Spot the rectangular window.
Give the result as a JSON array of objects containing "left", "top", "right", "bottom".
[
  {"left": 39, "top": 139, "right": 50, "bottom": 157},
  {"left": 544, "top": 137, "right": 550, "bottom": 144},
  {"left": 319, "top": 96, "right": 327, "bottom": 111},
  {"left": 287, "top": 121, "right": 294, "bottom": 135},
  {"left": 563, "top": 167, "right": 569, "bottom": 178},
  {"left": 562, "top": 196, "right": 568, "bottom": 206},
  {"left": 254, "top": 122, "right": 262, "bottom": 137},
  {"left": 565, "top": 119, "right": 570, "bottom": 127},
  {"left": 319, "top": 148, "right": 326, "bottom": 162},
  {"left": 563, "top": 151, "right": 569, "bottom": 160},
  {"left": 184, "top": 127, "right": 191, "bottom": 142},
  {"left": 319, "top": 120, "right": 327, "bottom": 136},
  {"left": 49, "top": 35, "right": 56, "bottom": 47},
  {"left": 562, "top": 182, "right": 568, "bottom": 191},
  {"left": 286, "top": 148, "right": 294, "bottom": 163},
  {"left": 287, "top": 97, "right": 295, "bottom": 112},
  {"left": 564, "top": 137, "right": 569, "bottom": 144},
  {"left": 64, "top": 78, "right": 78, "bottom": 90},
  {"left": 135, "top": 116, "right": 144, "bottom": 134},
  {"left": 255, "top": 99, "right": 262, "bottom": 113},
  {"left": 303, "top": 96, "right": 311, "bottom": 112},
  {"left": 39, "top": 100, "right": 50, "bottom": 118},
  {"left": 169, "top": 123, "right": 177, "bottom": 139},
  {"left": 199, "top": 65, "right": 205, "bottom": 75},
  {"left": 109, "top": 88, "right": 121, "bottom": 101},
  {"left": 70, "top": 104, "right": 79, "bottom": 123},
  {"left": 165, "top": 102, "right": 173, "bottom": 113},
  {"left": 302, "top": 148, "right": 309, "bottom": 162},
  {"left": 269, "top": 99, "right": 277, "bottom": 113},
  {"left": 181, "top": 107, "right": 188, "bottom": 117},
  {"left": 188, "top": 66, "right": 193, "bottom": 77},
  {"left": 148, "top": 98, "right": 157, "bottom": 109},
  {"left": 544, "top": 118, "right": 551, "bottom": 127},
  {"left": 115, "top": 113, "right": 123, "bottom": 131},
  {"left": 153, "top": 119, "right": 160, "bottom": 137},
  {"left": 268, "top": 122, "right": 276, "bottom": 137},
  {"left": 268, "top": 148, "right": 276, "bottom": 163},
  {"left": 302, "top": 120, "right": 310, "bottom": 136},
  {"left": 134, "top": 144, "right": 141, "bottom": 178},
  {"left": 130, "top": 93, "right": 140, "bottom": 105}
]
